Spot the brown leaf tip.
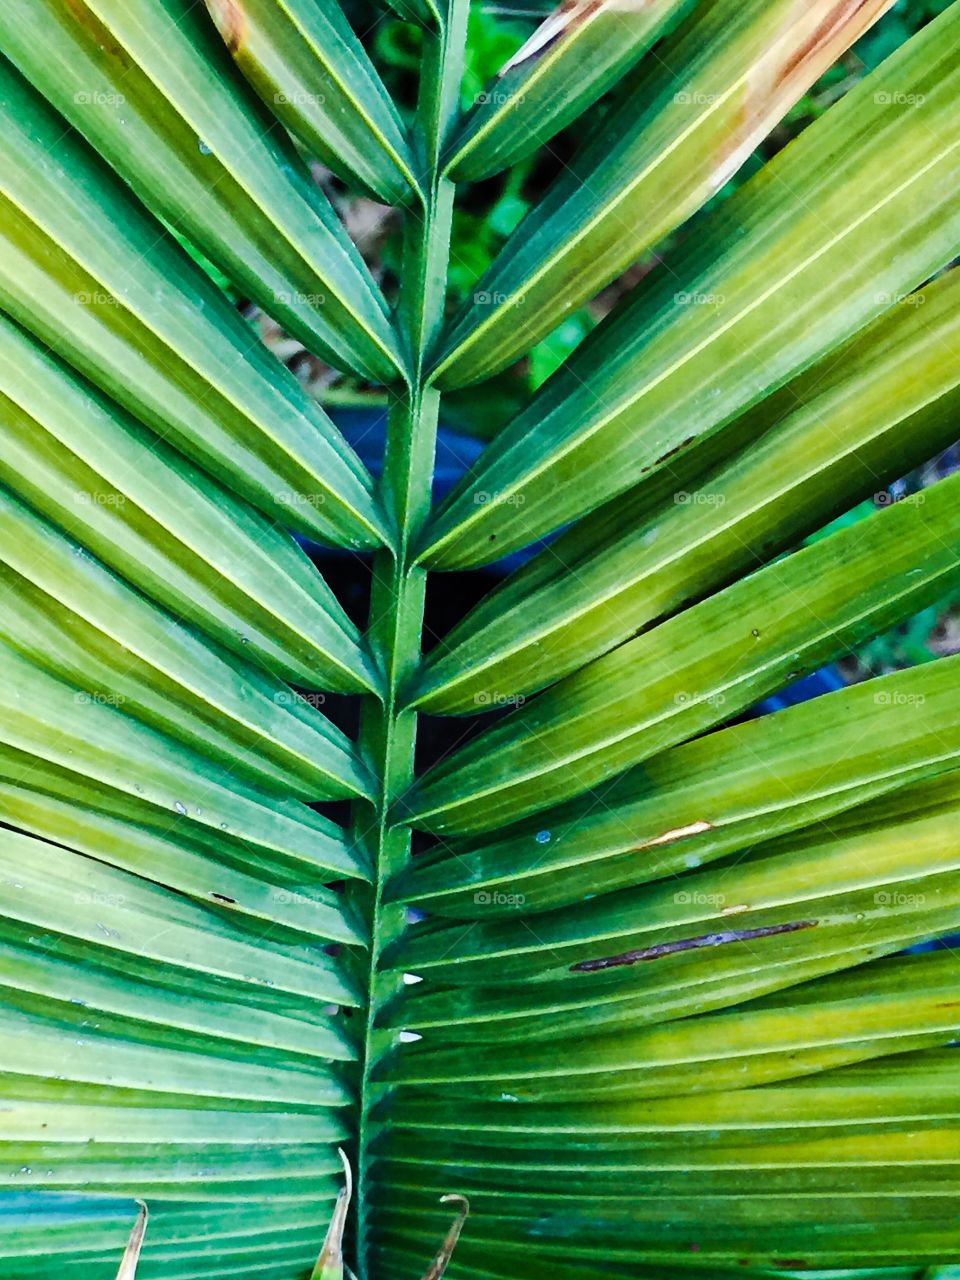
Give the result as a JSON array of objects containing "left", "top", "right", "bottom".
[
  {"left": 311, "top": 1149, "right": 353, "bottom": 1279},
  {"left": 420, "top": 1195, "right": 470, "bottom": 1280},
  {"left": 205, "top": 0, "right": 245, "bottom": 54},
  {"left": 115, "top": 1202, "right": 148, "bottom": 1280}
]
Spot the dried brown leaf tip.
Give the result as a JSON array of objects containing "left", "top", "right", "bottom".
[
  {"left": 312, "top": 1157, "right": 466, "bottom": 1278},
  {"left": 204, "top": 0, "right": 246, "bottom": 54},
  {"left": 778, "top": 0, "right": 892, "bottom": 91},
  {"left": 498, "top": 2, "right": 590, "bottom": 74},
  {"left": 420, "top": 1195, "right": 470, "bottom": 1280},
  {"left": 312, "top": 1149, "right": 353, "bottom": 1280},
  {"left": 702, "top": 0, "right": 894, "bottom": 199},
  {"left": 498, "top": 0, "right": 653, "bottom": 74},
  {"left": 115, "top": 1202, "right": 148, "bottom": 1280},
  {"left": 739, "top": 0, "right": 895, "bottom": 142}
]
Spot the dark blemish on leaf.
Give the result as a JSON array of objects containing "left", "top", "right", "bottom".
[
  {"left": 210, "top": 892, "right": 237, "bottom": 904},
  {"left": 570, "top": 920, "right": 818, "bottom": 972},
  {"left": 654, "top": 435, "right": 696, "bottom": 467},
  {"left": 65, "top": 0, "right": 130, "bottom": 64}
]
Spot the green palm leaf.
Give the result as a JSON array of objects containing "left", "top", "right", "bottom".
[
  {"left": 429, "top": 0, "right": 905, "bottom": 390},
  {"left": 446, "top": 0, "right": 690, "bottom": 181},
  {"left": 422, "top": 4, "right": 960, "bottom": 561},
  {"left": 0, "top": 0, "right": 958, "bottom": 1276},
  {"left": 204, "top": 0, "right": 422, "bottom": 205},
  {"left": 0, "top": 0, "right": 404, "bottom": 385}
]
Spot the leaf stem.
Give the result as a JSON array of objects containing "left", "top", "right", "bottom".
[{"left": 349, "top": 2, "right": 467, "bottom": 1273}]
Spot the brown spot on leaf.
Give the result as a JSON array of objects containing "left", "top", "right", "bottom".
[
  {"left": 571, "top": 920, "right": 818, "bottom": 972},
  {"left": 64, "top": 0, "right": 130, "bottom": 64},
  {"left": 205, "top": 0, "right": 246, "bottom": 54},
  {"left": 210, "top": 892, "right": 237, "bottom": 904}
]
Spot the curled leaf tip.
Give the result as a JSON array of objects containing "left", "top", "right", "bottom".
[
  {"left": 420, "top": 1195, "right": 470, "bottom": 1279},
  {"left": 115, "top": 1201, "right": 148, "bottom": 1280}
]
